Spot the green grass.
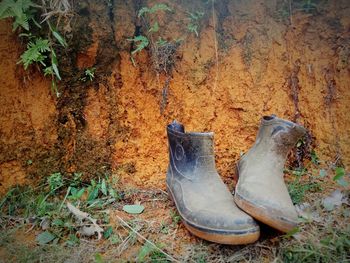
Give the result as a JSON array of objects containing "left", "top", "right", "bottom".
[
  {"left": 0, "top": 172, "right": 120, "bottom": 247},
  {"left": 288, "top": 179, "right": 322, "bottom": 205},
  {"left": 280, "top": 225, "right": 350, "bottom": 262}
]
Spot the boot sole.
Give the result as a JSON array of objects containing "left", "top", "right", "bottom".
[
  {"left": 166, "top": 184, "right": 260, "bottom": 245},
  {"left": 234, "top": 192, "right": 297, "bottom": 233}
]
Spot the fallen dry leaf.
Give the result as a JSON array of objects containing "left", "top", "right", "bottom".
[
  {"left": 67, "top": 202, "right": 89, "bottom": 221},
  {"left": 66, "top": 202, "right": 104, "bottom": 239},
  {"left": 295, "top": 202, "right": 322, "bottom": 223},
  {"left": 78, "top": 225, "right": 104, "bottom": 238}
]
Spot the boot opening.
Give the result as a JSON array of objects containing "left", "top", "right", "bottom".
[
  {"left": 168, "top": 120, "right": 185, "bottom": 133},
  {"left": 263, "top": 115, "right": 276, "bottom": 121}
]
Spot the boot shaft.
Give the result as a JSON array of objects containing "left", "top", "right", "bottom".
[
  {"left": 235, "top": 115, "right": 307, "bottom": 233},
  {"left": 167, "top": 121, "right": 216, "bottom": 180},
  {"left": 254, "top": 115, "right": 307, "bottom": 159}
]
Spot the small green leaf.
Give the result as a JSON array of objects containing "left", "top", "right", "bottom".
[
  {"left": 148, "top": 22, "right": 159, "bottom": 33},
  {"left": 52, "top": 30, "right": 67, "bottom": 47},
  {"left": 284, "top": 227, "right": 300, "bottom": 238},
  {"left": 69, "top": 187, "right": 85, "bottom": 200},
  {"left": 36, "top": 231, "right": 55, "bottom": 245},
  {"left": 137, "top": 242, "right": 155, "bottom": 262},
  {"left": 73, "top": 172, "right": 83, "bottom": 181},
  {"left": 108, "top": 188, "right": 118, "bottom": 199},
  {"left": 91, "top": 179, "right": 96, "bottom": 187},
  {"left": 44, "top": 66, "right": 53, "bottom": 76},
  {"left": 88, "top": 187, "right": 99, "bottom": 202},
  {"left": 70, "top": 187, "right": 77, "bottom": 195},
  {"left": 52, "top": 219, "right": 64, "bottom": 227},
  {"left": 51, "top": 79, "right": 59, "bottom": 97},
  {"left": 103, "top": 226, "right": 113, "bottom": 239},
  {"left": 76, "top": 188, "right": 85, "bottom": 198},
  {"left": 123, "top": 204, "right": 145, "bottom": 214},
  {"left": 333, "top": 167, "right": 345, "bottom": 181},
  {"left": 138, "top": 3, "right": 172, "bottom": 17},
  {"left": 94, "top": 253, "right": 104, "bottom": 263},
  {"left": 128, "top": 35, "right": 149, "bottom": 54},
  {"left": 109, "top": 234, "right": 120, "bottom": 244},
  {"left": 51, "top": 52, "right": 61, "bottom": 80},
  {"left": 66, "top": 234, "right": 80, "bottom": 246},
  {"left": 47, "top": 172, "right": 63, "bottom": 191}
]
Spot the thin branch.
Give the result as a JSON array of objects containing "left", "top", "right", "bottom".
[{"left": 114, "top": 214, "right": 180, "bottom": 263}]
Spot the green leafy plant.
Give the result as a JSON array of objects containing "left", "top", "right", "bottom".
[
  {"left": 187, "top": 11, "right": 204, "bottom": 37},
  {"left": 137, "top": 3, "right": 172, "bottom": 17},
  {"left": 281, "top": 226, "right": 350, "bottom": 263},
  {"left": 286, "top": 168, "right": 322, "bottom": 204},
  {"left": 0, "top": 0, "right": 68, "bottom": 96},
  {"left": 130, "top": 3, "right": 172, "bottom": 57},
  {"left": 122, "top": 204, "right": 145, "bottom": 214},
  {"left": 0, "top": 172, "right": 120, "bottom": 249},
  {"left": 170, "top": 210, "right": 180, "bottom": 226},
  {"left": 128, "top": 35, "right": 149, "bottom": 55},
  {"left": 310, "top": 150, "right": 320, "bottom": 165},
  {"left": 137, "top": 242, "right": 167, "bottom": 262},
  {"left": 129, "top": 3, "right": 175, "bottom": 61},
  {"left": 80, "top": 67, "right": 96, "bottom": 82},
  {"left": 288, "top": 179, "right": 321, "bottom": 205},
  {"left": 148, "top": 21, "right": 159, "bottom": 33},
  {"left": 36, "top": 231, "right": 56, "bottom": 245},
  {"left": 18, "top": 37, "right": 50, "bottom": 69},
  {"left": 156, "top": 37, "right": 168, "bottom": 47},
  {"left": 0, "top": 0, "right": 37, "bottom": 31},
  {"left": 85, "top": 67, "right": 95, "bottom": 81},
  {"left": 333, "top": 167, "right": 348, "bottom": 187},
  {"left": 67, "top": 187, "right": 85, "bottom": 200},
  {"left": 300, "top": 0, "right": 318, "bottom": 13},
  {"left": 47, "top": 172, "right": 63, "bottom": 191}
]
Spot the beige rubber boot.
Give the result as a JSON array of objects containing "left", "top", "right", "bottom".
[
  {"left": 166, "top": 121, "right": 260, "bottom": 244},
  {"left": 234, "top": 115, "right": 307, "bottom": 233}
]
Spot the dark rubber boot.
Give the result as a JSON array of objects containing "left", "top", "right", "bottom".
[
  {"left": 166, "top": 121, "right": 260, "bottom": 244},
  {"left": 234, "top": 115, "right": 307, "bottom": 233}
]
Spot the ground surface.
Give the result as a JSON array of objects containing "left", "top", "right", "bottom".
[
  {"left": 0, "top": 160, "right": 349, "bottom": 262},
  {"left": 0, "top": 0, "right": 349, "bottom": 192}
]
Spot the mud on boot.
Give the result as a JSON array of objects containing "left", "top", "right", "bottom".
[
  {"left": 234, "top": 115, "right": 307, "bottom": 233},
  {"left": 166, "top": 121, "right": 260, "bottom": 244}
]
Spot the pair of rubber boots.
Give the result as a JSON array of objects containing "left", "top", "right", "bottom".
[{"left": 166, "top": 115, "right": 307, "bottom": 245}]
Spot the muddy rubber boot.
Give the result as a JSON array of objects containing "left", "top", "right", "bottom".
[
  {"left": 166, "top": 121, "right": 260, "bottom": 244},
  {"left": 234, "top": 115, "right": 307, "bottom": 233}
]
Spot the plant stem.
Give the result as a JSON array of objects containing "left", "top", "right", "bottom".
[
  {"left": 289, "top": 0, "right": 293, "bottom": 27},
  {"left": 212, "top": 0, "right": 219, "bottom": 93}
]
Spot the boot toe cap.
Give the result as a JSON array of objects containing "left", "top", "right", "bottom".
[{"left": 234, "top": 190, "right": 298, "bottom": 232}]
